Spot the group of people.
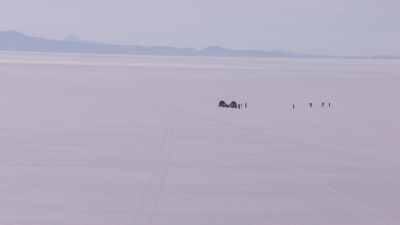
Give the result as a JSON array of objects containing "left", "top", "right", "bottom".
[
  {"left": 292, "top": 102, "right": 332, "bottom": 110},
  {"left": 219, "top": 100, "right": 332, "bottom": 111},
  {"left": 219, "top": 100, "right": 247, "bottom": 109}
]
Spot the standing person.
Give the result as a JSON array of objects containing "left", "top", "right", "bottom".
[
  {"left": 292, "top": 104, "right": 295, "bottom": 111},
  {"left": 245, "top": 103, "right": 247, "bottom": 109},
  {"left": 309, "top": 102, "right": 313, "bottom": 108},
  {"left": 328, "top": 102, "right": 332, "bottom": 108}
]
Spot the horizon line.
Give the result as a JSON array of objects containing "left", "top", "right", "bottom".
[{"left": 0, "top": 30, "right": 399, "bottom": 60}]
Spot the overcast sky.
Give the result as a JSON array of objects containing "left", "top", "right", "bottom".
[{"left": 1, "top": 0, "right": 399, "bottom": 55}]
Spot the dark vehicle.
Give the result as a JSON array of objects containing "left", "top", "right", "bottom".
[
  {"left": 219, "top": 100, "right": 229, "bottom": 107},
  {"left": 229, "top": 101, "right": 238, "bottom": 108}
]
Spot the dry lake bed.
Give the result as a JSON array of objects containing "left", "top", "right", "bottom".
[{"left": 0, "top": 52, "right": 399, "bottom": 225}]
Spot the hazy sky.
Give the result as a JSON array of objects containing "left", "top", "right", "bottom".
[{"left": 1, "top": 0, "right": 399, "bottom": 55}]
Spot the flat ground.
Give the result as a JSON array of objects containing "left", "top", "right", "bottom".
[{"left": 0, "top": 53, "right": 399, "bottom": 225}]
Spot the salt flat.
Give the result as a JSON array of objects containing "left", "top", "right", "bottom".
[{"left": 0, "top": 52, "right": 399, "bottom": 225}]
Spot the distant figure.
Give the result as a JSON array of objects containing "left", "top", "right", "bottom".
[
  {"left": 245, "top": 103, "right": 247, "bottom": 109},
  {"left": 328, "top": 102, "right": 332, "bottom": 108},
  {"left": 321, "top": 102, "right": 325, "bottom": 107},
  {"left": 238, "top": 104, "right": 241, "bottom": 109},
  {"left": 292, "top": 104, "right": 295, "bottom": 111},
  {"left": 229, "top": 101, "right": 238, "bottom": 109},
  {"left": 219, "top": 100, "right": 228, "bottom": 108},
  {"left": 309, "top": 102, "right": 313, "bottom": 108}
]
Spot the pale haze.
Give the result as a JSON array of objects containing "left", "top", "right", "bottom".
[
  {"left": 1, "top": 0, "right": 399, "bottom": 55},
  {"left": 1, "top": 1, "right": 400, "bottom": 225}
]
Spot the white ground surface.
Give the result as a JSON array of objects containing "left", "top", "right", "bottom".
[{"left": 0, "top": 52, "right": 399, "bottom": 225}]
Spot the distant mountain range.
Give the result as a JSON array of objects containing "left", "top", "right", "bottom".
[{"left": 0, "top": 30, "right": 398, "bottom": 59}]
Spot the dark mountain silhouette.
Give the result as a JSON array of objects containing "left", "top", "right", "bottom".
[
  {"left": 0, "top": 30, "right": 196, "bottom": 56},
  {"left": 0, "top": 31, "right": 398, "bottom": 59}
]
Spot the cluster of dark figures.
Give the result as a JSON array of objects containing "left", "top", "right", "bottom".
[
  {"left": 292, "top": 102, "right": 332, "bottom": 110},
  {"left": 219, "top": 100, "right": 247, "bottom": 109}
]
